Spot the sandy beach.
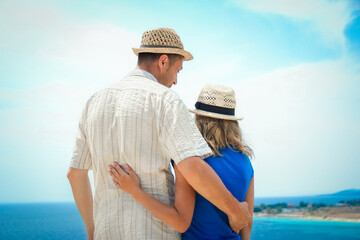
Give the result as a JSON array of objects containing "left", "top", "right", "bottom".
[{"left": 254, "top": 206, "right": 360, "bottom": 223}]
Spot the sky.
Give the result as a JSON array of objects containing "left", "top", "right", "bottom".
[{"left": 0, "top": 0, "right": 360, "bottom": 203}]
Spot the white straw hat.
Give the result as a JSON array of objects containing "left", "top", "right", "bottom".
[
  {"left": 189, "top": 84, "right": 243, "bottom": 121},
  {"left": 132, "top": 28, "right": 193, "bottom": 61}
]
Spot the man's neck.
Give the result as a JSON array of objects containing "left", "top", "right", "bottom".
[{"left": 137, "top": 64, "right": 159, "bottom": 82}]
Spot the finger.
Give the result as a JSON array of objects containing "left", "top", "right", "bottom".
[
  {"left": 109, "top": 165, "right": 122, "bottom": 179},
  {"left": 108, "top": 172, "right": 121, "bottom": 186},
  {"left": 238, "top": 224, "right": 244, "bottom": 233},
  {"left": 108, "top": 170, "right": 118, "bottom": 181},
  {"left": 108, "top": 164, "right": 117, "bottom": 173},
  {"left": 123, "top": 164, "right": 134, "bottom": 175},
  {"left": 112, "top": 178, "right": 121, "bottom": 188},
  {"left": 108, "top": 166, "right": 116, "bottom": 176},
  {"left": 113, "top": 179, "right": 121, "bottom": 188},
  {"left": 112, "top": 176, "right": 119, "bottom": 185},
  {"left": 114, "top": 162, "right": 128, "bottom": 175},
  {"left": 231, "top": 224, "right": 240, "bottom": 234}
]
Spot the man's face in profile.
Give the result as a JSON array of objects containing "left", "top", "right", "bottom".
[{"left": 158, "top": 57, "right": 183, "bottom": 88}]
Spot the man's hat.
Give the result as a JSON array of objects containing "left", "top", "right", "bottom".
[
  {"left": 132, "top": 28, "right": 193, "bottom": 61},
  {"left": 189, "top": 84, "right": 243, "bottom": 121}
]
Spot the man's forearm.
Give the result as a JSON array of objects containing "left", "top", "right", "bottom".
[
  {"left": 240, "top": 176, "right": 254, "bottom": 239},
  {"left": 239, "top": 224, "right": 252, "bottom": 240},
  {"left": 67, "top": 167, "right": 94, "bottom": 239},
  {"left": 177, "top": 156, "right": 250, "bottom": 233},
  {"left": 177, "top": 156, "right": 247, "bottom": 217}
]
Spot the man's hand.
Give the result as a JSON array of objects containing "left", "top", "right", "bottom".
[{"left": 228, "top": 201, "right": 252, "bottom": 233}]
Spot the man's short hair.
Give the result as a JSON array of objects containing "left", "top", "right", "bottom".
[{"left": 137, "top": 53, "right": 183, "bottom": 66}]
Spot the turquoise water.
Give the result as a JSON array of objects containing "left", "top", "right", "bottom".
[
  {"left": 252, "top": 217, "right": 360, "bottom": 240},
  {"left": 1, "top": 203, "right": 360, "bottom": 239}
]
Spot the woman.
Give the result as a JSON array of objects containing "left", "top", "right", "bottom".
[{"left": 109, "top": 84, "right": 254, "bottom": 240}]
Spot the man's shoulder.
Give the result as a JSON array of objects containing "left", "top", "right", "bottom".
[{"left": 112, "top": 71, "right": 182, "bottom": 103}]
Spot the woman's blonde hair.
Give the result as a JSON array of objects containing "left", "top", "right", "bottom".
[{"left": 195, "top": 115, "right": 254, "bottom": 158}]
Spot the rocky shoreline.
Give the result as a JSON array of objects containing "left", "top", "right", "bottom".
[{"left": 254, "top": 207, "right": 360, "bottom": 223}]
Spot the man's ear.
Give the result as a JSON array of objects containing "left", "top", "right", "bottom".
[{"left": 158, "top": 54, "right": 169, "bottom": 71}]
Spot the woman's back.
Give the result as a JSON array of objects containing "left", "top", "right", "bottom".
[{"left": 183, "top": 147, "right": 253, "bottom": 240}]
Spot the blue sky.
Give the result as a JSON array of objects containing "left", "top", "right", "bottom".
[{"left": 0, "top": 0, "right": 360, "bottom": 203}]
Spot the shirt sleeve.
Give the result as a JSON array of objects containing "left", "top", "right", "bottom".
[
  {"left": 70, "top": 106, "right": 92, "bottom": 170},
  {"left": 159, "top": 99, "right": 212, "bottom": 165}
]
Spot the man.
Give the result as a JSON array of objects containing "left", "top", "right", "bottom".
[{"left": 67, "top": 27, "right": 251, "bottom": 240}]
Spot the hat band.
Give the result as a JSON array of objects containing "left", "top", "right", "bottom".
[
  {"left": 195, "top": 102, "right": 235, "bottom": 116},
  {"left": 140, "top": 45, "right": 183, "bottom": 50}
]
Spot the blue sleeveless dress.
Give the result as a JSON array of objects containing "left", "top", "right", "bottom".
[{"left": 182, "top": 147, "right": 254, "bottom": 240}]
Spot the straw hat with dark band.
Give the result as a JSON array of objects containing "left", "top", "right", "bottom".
[
  {"left": 189, "top": 84, "right": 243, "bottom": 121},
  {"left": 132, "top": 28, "right": 193, "bottom": 61}
]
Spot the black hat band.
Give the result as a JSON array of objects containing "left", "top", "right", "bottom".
[{"left": 195, "top": 102, "right": 235, "bottom": 116}]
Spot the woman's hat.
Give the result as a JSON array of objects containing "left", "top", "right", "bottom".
[
  {"left": 189, "top": 84, "right": 243, "bottom": 121},
  {"left": 132, "top": 28, "right": 193, "bottom": 61}
]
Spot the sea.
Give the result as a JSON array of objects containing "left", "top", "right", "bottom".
[{"left": 1, "top": 202, "right": 360, "bottom": 240}]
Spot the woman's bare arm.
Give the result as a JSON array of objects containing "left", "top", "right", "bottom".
[
  {"left": 239, "top": 176, "right": 254, "bottom": 240},
  {"left": 109, "top": 162, "right": 195, "bottom": 233}
]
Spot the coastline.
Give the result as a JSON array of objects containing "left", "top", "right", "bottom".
[{"left": 254, "top": 210, "right": 360, "bottom": 223}]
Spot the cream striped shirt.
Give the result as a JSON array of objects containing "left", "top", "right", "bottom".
[{"left": 70, "top": 69, "right": 212, "bottom": 240}]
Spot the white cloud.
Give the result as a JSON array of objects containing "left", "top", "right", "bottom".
[
  {"left": 0, "top": 0, "right": 63, "bottom": 51},
  {"left": 235, "top": 58, "right": 360, "bottom": 196},
  {"left": 231, "top": 0, "right": 355, "bottom": 47},
  {"left": 0, "top": 0, "right": 139, "bottom": 88},
  {"left": 39, "top": 22, "right": 139, "bottom": 83}
]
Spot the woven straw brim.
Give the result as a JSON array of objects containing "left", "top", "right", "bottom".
[
  {"left": 189, "top": 109, "right": 243, "bottom": 121},
  {"left": 132, "top": 47, "right": 193, "bottom": 61}
]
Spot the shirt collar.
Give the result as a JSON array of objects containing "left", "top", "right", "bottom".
[{"left": 127, "top": 68, "right": 158, "bottom": 83}]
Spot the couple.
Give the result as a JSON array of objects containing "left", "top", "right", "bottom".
[{"left": 67, "top": 27, "right": 254, "bottom": 240}]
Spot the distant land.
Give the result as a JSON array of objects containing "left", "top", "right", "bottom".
[
  {"left": 320, "top": 189, "right": 360, "bottom": 196},
  {"left": 255, "top": 189, "right": 360, "bottom": 206},
  {"left": 254, "top": 190, "right": 360, "bottom": 223}
]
